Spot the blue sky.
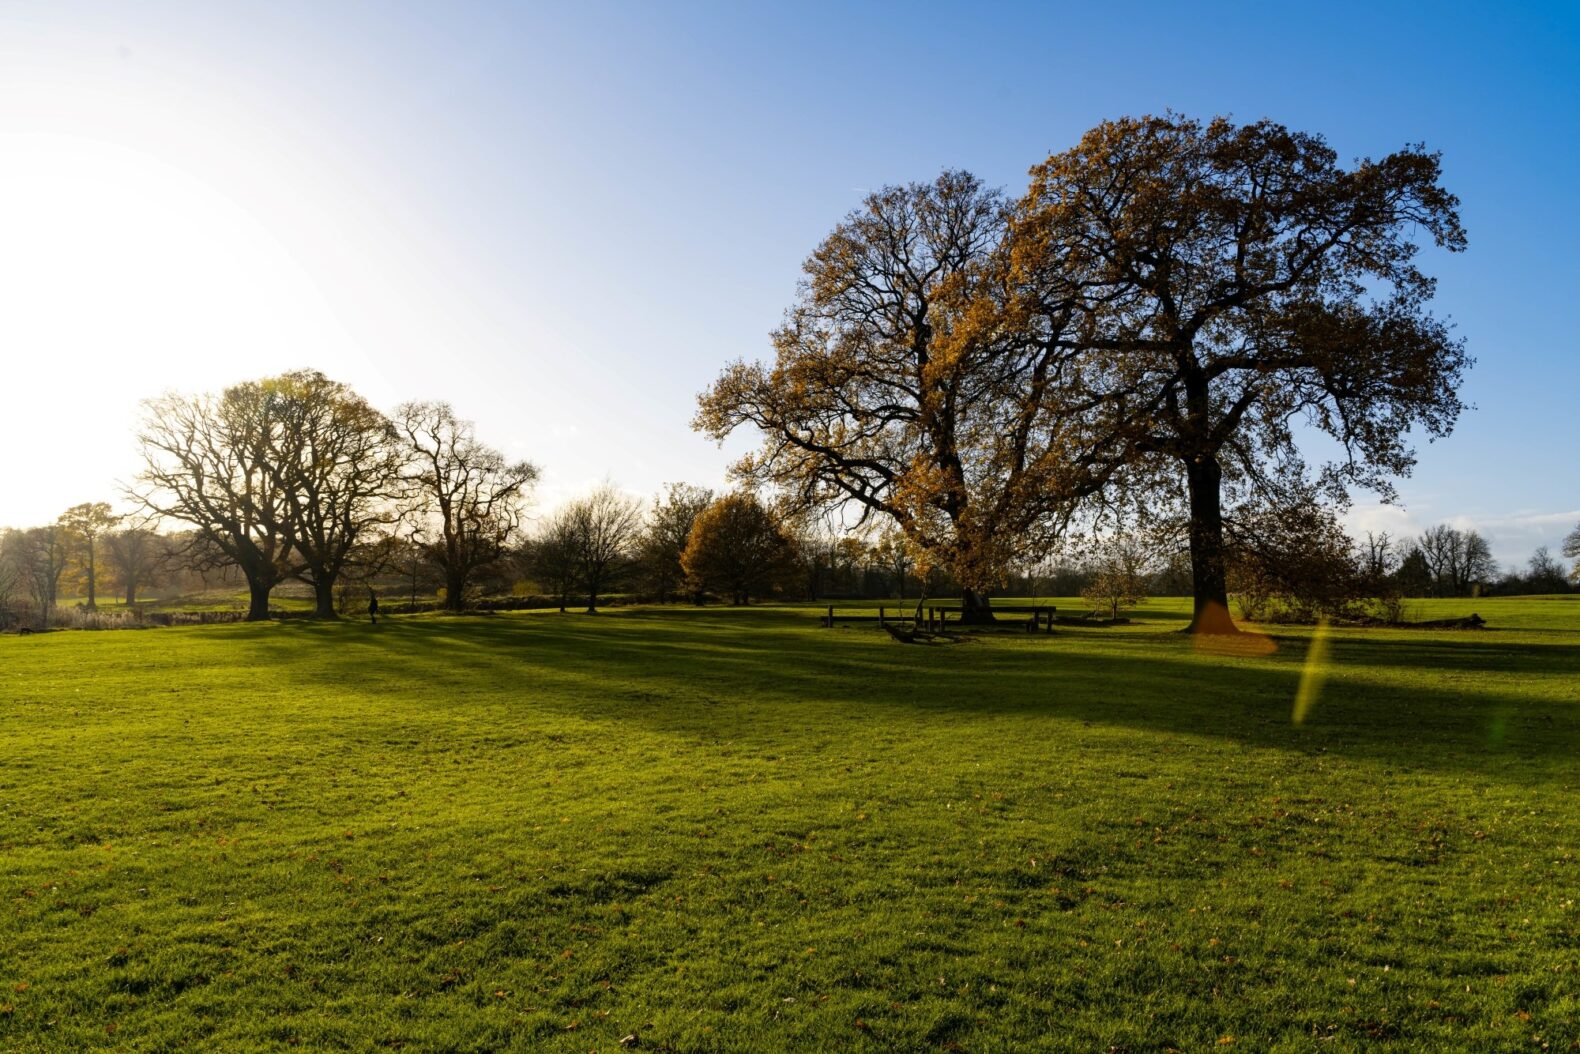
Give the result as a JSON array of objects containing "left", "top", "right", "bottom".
[{"left": 1, "top": 1, "right": 1575, "bottom": 565}]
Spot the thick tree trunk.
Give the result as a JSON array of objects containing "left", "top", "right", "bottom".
[
  {"left": 312, "top": 579, "right": 339, "bottom": 619},
  {"left": 958, "top": 588, "right": 996, "bottom": 625},
  {"left": 85, "top": 547, "right": 97, "bottom": 611},
  {"left": 1184, "top": 456, "right": 1238, "bottom": 634},
  {"left": 445, "top": 570, "right": 467, "bottom": 612},
  {"left": 124, "top": 581, "right": 137, "bottom": 606},
  {"left": 246, "top": 578, "right": 272, "bottom": 622}
]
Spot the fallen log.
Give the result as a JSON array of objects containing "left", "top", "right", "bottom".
[{"left": 1410, "top": 613, "right": 1487, "bottom": 630}]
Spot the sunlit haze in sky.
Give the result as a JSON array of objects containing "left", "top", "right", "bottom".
[{"left": 1, "top": 1, "right": 1576, "bottom": 566}]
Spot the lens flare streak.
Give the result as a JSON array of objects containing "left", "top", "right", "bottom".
[{"left": 1292, "top": 618, "right": 1332, "bottom": 726}]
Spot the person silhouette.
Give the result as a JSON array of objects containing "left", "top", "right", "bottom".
[{"left": 367, "top": 588, "right": 380, "bottom": 625}]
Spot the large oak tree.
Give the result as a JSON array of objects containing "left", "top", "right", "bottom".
[
  {"left": 1011, "top": 115, "right": 1469, "bottom": 632},
  {"left": 396, "top": 401, "right": 538, "bottom": 611},
  {"left": 135, "top": 385, "right": 297, "bottom": 621},
  {"left": 696, "top": 172, "right": 1115, "bottom": 621},
  {"left": 261, "top": 371, "right": 404, "bottom": 618}
]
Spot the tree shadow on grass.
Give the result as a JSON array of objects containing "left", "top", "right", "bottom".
[
  {"left": 253, "top": 611, "right": 1580, "bottom": 782},
  {"left": 1316, "top": 632, "right": 1580, "bottom": 676}
]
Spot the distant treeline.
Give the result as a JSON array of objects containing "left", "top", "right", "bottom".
[{"left": 1, "top": 369, "right": 1575, "bottom": 632}]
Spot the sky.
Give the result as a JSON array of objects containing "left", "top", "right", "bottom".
[{"left": 0, "top": 0, "right": 1576, "bottom": 567}]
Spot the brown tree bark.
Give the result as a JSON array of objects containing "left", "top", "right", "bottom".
[
  {"left": 312, "top": 580, "right": 338, "bottom": 619},
  {"left": 958, "top": 588, "right": 996, "bottom": 624},
  {"left": 1184, "top": 456, "right": 1237, "bottom": 634},
  {"left": 246, "top": 579, "right": 272, "bottom": 622},
  {"left": 444, "top": 568, "right": 467, "bottom": 612}
]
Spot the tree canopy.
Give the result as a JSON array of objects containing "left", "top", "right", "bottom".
[
  {"left": 680, "top": 492, "right": 798, "bottom": 605},
  {"left": 700, "top": 115, "right": 1470, "bottom": 631},
  {"left": 134, "top": 383, "right": 297, "bottom": 620},
  {"left": 396, "top": 401, "right": 539, "bottom": 612},
  {"left": 694, "top": 171, "right": 1115, "bottom": 620},
  {"left": 263, "top": 371, "right": 405, "bottom": 618}
]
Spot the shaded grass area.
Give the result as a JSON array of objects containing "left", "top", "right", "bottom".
[
  {"left": 46, "top": 590, "right": 318, "bottom": 615},
  {"left": 1, "top": 597, "right": 1577, "bottom": 1051}
]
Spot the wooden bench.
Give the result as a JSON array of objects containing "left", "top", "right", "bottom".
[
  {"left": 820, "top": 604, "right": 1055, "bottom": 632},
  {"left": 820, "top": 606, "right": 922, "bottom": 628}
]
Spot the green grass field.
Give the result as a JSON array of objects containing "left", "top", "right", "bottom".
[{"left": 2, "top": 598, "right": 1577, "bottom": 1052}]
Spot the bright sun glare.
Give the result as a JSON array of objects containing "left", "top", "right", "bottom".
[{"left": 0, "top": 128, "right": 388, "bottom": 520}]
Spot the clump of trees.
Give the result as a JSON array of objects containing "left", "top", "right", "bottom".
[
  {"left": 1514, "top": 547, "right": 1571, "bottom": 595},
  {"left": 0, "top": 526, "right": 69, "bottom": 628},
  {"left": 638, "top": 483, "right": 713, "bottom": 604},
  {"left": 0, "top": 508, "right": 182, "bottom": 629},
  {"left": 132, "top": 371, "right": 535, "bottom": 620},
  {"left": 1408, "top": 524, "right": 1496, "bottom": 598},
  {"left": 681, "top": 492, "right": 799, "bottom": 605},
  {"left": 525, "top": 486, "right": 800, "bottom": 611},
  {"left": 19, "top": 116, "right": 1580, "bottom": 632},
  {"left": 699, "top": 113, "right": 1472, "bottom": 634}
]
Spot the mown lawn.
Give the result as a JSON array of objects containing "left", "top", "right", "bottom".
[{"left": 1, "top": 597, "right": 1576, "bottom": 1052}]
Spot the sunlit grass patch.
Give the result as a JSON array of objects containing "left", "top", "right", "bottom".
[{"left": 1, "top": 597, "right": 1576, "bottom": 1051}]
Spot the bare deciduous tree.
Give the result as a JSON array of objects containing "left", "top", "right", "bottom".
[
  {"left": 0, "top": 530, "right": 29, "bottom": 626},
  {"left": 134, "top": 386, "right": 296, "bottom": 620},
  {"left": 1526, "top": 546, "right": 1569, "bottom": 593},
  {"left": 529, "top": 510, "right": 582, "bottom": 613},
  {"left": 262, "top": 371, "right": 406, "bottom": 618},
  {"left": 14, "top": 525, "right": 70, "bottom": 625},
  {"left": 1360, "top": 532, "right": 1397, "bottom": 580},
  {"left": 870, "top": 530, "right": 912, "bottom": 600},
  {"left": 103, "top": 525, "right": 167, "bottom": 606},
  {"left": 396, "top": 401, "right": 538, "bottom": 612},
  {"left": 562, "top": 483, "right": 644, "bottom": 613},
  {"left": 1081, "top": 536, "right": 1153, "bottom": 621}
]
